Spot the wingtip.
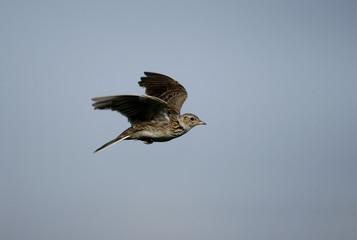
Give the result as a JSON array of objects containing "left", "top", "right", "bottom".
[{"left": 143, "top": 71, "right": 156, "bottom": 76}]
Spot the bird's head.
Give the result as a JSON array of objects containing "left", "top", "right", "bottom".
[{"left": 179, "top": 113, "right": 206, "bottom": 130}]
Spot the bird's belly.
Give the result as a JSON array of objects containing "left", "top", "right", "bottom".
[{"left": 135, "top": 129, "right": 175, "bottom": 142}]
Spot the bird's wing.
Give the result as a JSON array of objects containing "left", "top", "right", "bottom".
[
  {"left": 92, "top": 95, "right": 169, "bottom": 125},
  {"left": 138, "top": 72, "right": 188, "bottom": 115}
]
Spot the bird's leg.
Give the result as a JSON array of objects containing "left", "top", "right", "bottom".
[{"left": 144, "top": 138, "right": 154, "bottom": 144}]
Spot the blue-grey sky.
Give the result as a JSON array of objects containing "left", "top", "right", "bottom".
[{"left": 1, "top": 1, "right": 356, "bottom": 239}]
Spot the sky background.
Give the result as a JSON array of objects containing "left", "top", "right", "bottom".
[{"left": 1, "top": 0, "right": 356, "bottom": 239}]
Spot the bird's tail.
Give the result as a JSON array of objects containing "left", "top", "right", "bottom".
[{"left": 94, "top": 134, "right": 130, "bottom": 153}]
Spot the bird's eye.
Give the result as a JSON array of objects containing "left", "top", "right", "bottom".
[{"left": 190, "top": 117, "right": 195, "bottom": 121}]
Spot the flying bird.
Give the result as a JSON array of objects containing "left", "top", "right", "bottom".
[{"left": 92, "top": 72, "right": 206, "bottom": 153}]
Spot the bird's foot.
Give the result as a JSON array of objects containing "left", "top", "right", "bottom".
[{"left": 144, "top": 139, "right": 154, "bottom": 144}]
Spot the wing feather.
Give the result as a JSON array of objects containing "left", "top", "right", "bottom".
[
  {"left": 138, "top": 72, "right": 188, "bottom": 115},
  {"left": 92, "top": 95, "right": 169, "bottom": 125}
]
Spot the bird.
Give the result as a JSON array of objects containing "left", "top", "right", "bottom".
[{"left": 92, "top": 72, "right": 206, "bottom": 153}]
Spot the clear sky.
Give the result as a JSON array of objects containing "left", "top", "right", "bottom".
[{"left": 1, "top": 1, "right": 356, "bottom": 239}]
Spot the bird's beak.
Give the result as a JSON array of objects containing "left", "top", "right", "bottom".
[{"left": 198, "top": 121, "right": 206, "bottom": 125}]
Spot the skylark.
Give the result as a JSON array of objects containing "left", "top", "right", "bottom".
[{"left": 92, "top": 72, "right": 206, "bottom": 153}]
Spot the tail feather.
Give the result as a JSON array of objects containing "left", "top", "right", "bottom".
[{"left": 94, "top": 135, "right": 130, "bottom": 153}]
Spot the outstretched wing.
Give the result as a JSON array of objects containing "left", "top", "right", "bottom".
[
  {"left": 139, "top": 72, "right": 188, "bottom": 115},
  {"left": 92, "top": 95, "right": 169, "bottom": 125}
]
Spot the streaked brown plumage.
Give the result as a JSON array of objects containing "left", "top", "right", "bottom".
[{"left": 92, "top": 72, "right": 206, "bottom": 153}]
